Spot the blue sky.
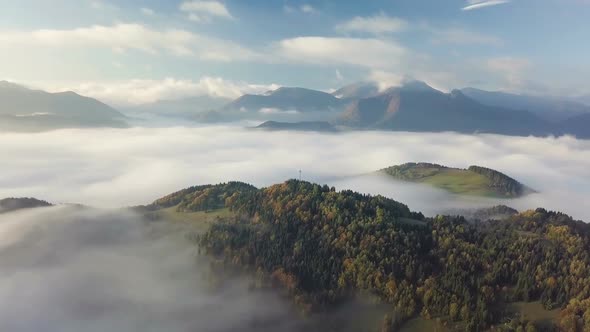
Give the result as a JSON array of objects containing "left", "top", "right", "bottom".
[{"left": 1, "top": 0, "right": 589, "bottom": 105}]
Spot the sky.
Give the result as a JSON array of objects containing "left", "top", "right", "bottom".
[{"left": 1, "top": 0, "right": 589, "bottom": 106}]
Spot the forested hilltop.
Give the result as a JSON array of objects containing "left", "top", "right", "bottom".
[
  {"left": 380, "top": 162, "right": 532, "bottom": 198},
  {"left": 0, "top": 197, "right": 52, "bottom": 213},
  {"left": 151, "top": 180, "right": 590, "bottom": 331}
]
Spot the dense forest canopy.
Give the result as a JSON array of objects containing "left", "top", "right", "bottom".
[
  {"left": 153, "top": 180, "right": 590, "bottom": 331},
  {"left": 148, "top": 181, "right": 257, "bottom": 212}
]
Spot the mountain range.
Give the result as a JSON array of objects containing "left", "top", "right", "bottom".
[
  {"left": 460, "top": 87, "right": 590, "bottom": 122},
  {"left": 234, "top": 81, "right": 590, "bottom": 138},
  {"left": 0, "top": 81, "right": 128, "bottom": 131},
  {"left": 194, "top": 87, "right": 348, "bottom": 123},
  {"left": 2, "top": 79, "right": 589, "bottom": 138},
  {"left": 338, "top": 82, "right": 554, "bottom": 136}
]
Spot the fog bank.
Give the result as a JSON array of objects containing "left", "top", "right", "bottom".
[
  {"left": 0, "top": 206, "right": 307, "bottom": 332},
  {"left": 0, "top": 126, "right": 588, "bottom": 221}
]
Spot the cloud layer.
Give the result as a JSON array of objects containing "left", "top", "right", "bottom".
[
  {"left": 462, "top": 0, "right": 511, "bottom": 11},
  {"left": 335, "top": 14, "right": 408, "bottom": 34},
  {"left": 0, "top": 126, "right": 589, "bottom": 222},
  {"left": 0, "top": 206, "right": 310, "bottom": 332},
  {"left": 0, "top": 23, "right": 258, "bottom": 61},
  {"left": 39, "top": 78, "right": 280, "bottom": 106},
  {"left": 180, "top": 0, "right": 234, "bottom": 22}
]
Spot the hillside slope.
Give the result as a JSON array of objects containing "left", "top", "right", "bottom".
[
  {"left": 153, "top": 180, "right": 589, "bottom": 331},
  {"left": 379, "top": 162, "right": 533, "bottom": 198}
]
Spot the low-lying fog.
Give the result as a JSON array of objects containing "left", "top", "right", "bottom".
[
  {"left": 0, "top": 206, "right": 388, "bottom": 331},
  {"left": 0, "top": 206, "right": 309, "bottom": 332},
  {"left": 1, "top": 125, "right": 589, "bottom": 331},
  {"left": 1, "top": 125, "right": 589, "bottom": 221}
]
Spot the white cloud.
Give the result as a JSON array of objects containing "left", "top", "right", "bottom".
[
  {"left": 335, "top": 13, "right": 408, "bottom": 34},
  {"left": 277, "top": 36, "right": 407, "bottom": 69},
  {"left": 283, "top": 4, "right": 318, "bottom": 15},
  {"left": 300, "top": 4, "right": 317, "bottom": 14},
  {"left": 38, "top": 77, "right": 280, "bottom": 106},
  {"left": 462, "top": 0, "right": 510, "bottom": 11},
  {"left": 0, "top": 127, "right": 589, "bottom": 222},
  {"left": 335, "top": 69, "right": 344, "bottom": 81},
  {"left": 140, "top": 7, "right": 155, "bottom": 16},
  {"left": 367, "top": 70, "right": 406, "bottom": 91},
  {"left": 179, "top": 0, "right": 233, "bottom": 22},
  {"left": 0, "top": 23, "right": 259, "bottom": 61}
]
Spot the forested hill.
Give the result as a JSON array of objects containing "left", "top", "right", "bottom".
[
  {"left": 147, "top": 181, "right": 257, "bottom": 212},
  {"left": 380, "top": 162, "right": 531, "bottom": 198},
  {"left": 0, "top": 197, "right": 52, "bottom": 213},
  {"left": 155, "top": 179, "right": 590, "bottom": 332}
]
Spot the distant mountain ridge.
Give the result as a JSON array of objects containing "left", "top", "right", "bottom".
[
  {"left": 0, "top": 81, "right": 128, "bottom": 131},
  {"left": 338, "top": 81, "right": 553, "bottom": 136},
  {"left": 202, "top": 80, "right": 590, "bottom": 138},
  {"left": 461, "top": 87, "right": 590, "bottom": 122},
  {"left": 254, "top": 120, "right": 338, "bottom": 132},
  {"left": 224, "top": 87, "right": 345, "bottom": 113},
  {"left": 124, "top": 95, "right": 231, "bottom": 119}
]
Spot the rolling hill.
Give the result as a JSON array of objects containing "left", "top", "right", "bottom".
[
  {"left": 379, "top": 162, "right": 533, "bottom": 198},
  {"left": 146, "top": 179, "right": 588, "bottom": 331},
  {"left": 0, "top": 81, "right": 128, "bottom": 131}
]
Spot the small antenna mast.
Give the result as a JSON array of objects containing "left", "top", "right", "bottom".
[{"left": 299, "top": 169, "right": 302, "bottom": 181}]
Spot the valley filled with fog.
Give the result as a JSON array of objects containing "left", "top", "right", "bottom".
[
  {"left": 0, "top": 124, "right": 588, "bottom": 221},
  {"left": 0, "top": 206, "right": 323, "bottom": 332}
]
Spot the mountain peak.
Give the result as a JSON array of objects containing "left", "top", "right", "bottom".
[{"left": 332, "top": 81, "right": 380, "bottom": 99}]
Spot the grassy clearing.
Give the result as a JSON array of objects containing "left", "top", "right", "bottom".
[
  {"left": 419, "top": 168, "right": 497, "bottom": 197},
  {"left": 509, "top": 301, "right": 560, "bottom": 329},
  {"left": 150, "top": 206, "right": 233, "bottom": 234},
  {"left": 399, "top": 317, "right": 449, "bottom": 332}
]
